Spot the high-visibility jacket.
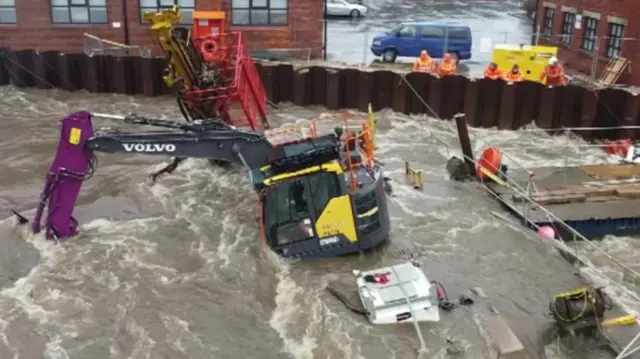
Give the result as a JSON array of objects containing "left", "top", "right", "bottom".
[
  {"left": 540, "top": 64, "right": 566, "bottom": 86},
  {"left": 437, "top": 60, "right": 457, "bottom": 76},
  {"left": 413, "top": 57, "right": 434, "bottom": 72},
  {"left": 484, "top": 67, "right": 502, "bottom": 80},
  {"left": 504, "top": 71, "right": 524, "bottom": 82}
]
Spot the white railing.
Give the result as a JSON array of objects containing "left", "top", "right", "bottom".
[{"left": 83, "top": 33, "right": 151, "bottom": 58}]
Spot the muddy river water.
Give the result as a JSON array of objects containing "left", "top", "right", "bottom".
[{"left": 1, "top": 86, "right": 639, "bottom": 359}]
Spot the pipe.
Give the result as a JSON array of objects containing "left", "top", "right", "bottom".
[
  {"left": 121, "top": 0, "right": 130, "bottom": 45},
  {"left": 323, "top": 0, "right": 328, "bottom": 60}
]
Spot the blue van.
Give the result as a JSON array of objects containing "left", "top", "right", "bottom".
[{"left": 370, "top": 22, "right": 472, "bottom": 63}]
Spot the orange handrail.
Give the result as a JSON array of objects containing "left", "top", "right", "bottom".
[{"left": 263, "top": 112, "right": 376, "bottom": 192}]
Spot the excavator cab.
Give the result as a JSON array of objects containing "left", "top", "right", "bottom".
[{"left": 257, "top": 115, "right": 390, "bottom": 258}]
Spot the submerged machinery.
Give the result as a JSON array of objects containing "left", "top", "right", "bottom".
[{"left": 13, "top": 8, "right": 390, "bottom": 258}]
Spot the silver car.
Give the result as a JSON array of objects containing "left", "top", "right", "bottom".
[{"left": 327, "top": 0, "right": 367, "bottom": 18}]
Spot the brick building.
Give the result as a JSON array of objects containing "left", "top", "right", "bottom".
[
  {"left": 0, "top": 0, "right": 322, "bottom": 57},
  {"left": 534, "top": 0, "right": 639, "bottom": 85}
]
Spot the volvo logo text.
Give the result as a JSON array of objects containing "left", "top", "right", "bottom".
[{"left": 122, "top": 143, "right": 176, "bottom": 152}]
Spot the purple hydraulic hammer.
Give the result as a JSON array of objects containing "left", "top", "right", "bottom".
[{"left": 29, "top": 111, "right": 95, "bottom": 239}]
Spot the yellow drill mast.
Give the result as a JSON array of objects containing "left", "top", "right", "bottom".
[{"left": 143, "top": 5, "right": 201, "bottom": 88}]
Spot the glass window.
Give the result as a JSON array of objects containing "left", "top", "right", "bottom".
[
  {"left": 0, "top": 0, "right": 16, "bottom": 24},
  {"left": 232, "top": 0, "right": 288, "bottom": 26},
  {"left": 560, "top": 12, "right": 574, "bottom": 44},
  {"left": 542, "top": 7, "right": 554, "bottom": 36},
  {"left": 581, "top": 17, "right": 597, "bottom": 52},
  {"left": 397, "top": 25, "right": 416, "bottom": 38},
  {"left": 265, "top": 178, "right": 313, "bottom": 246},
  {"left": 307, "top": 172, "right": 341, "bottom": 216},
  {"left": 420, "top": 26, "right": 443, "bottom": 38},
  {"left": 606, "top": 22, "right": 625, "bottom": 58},
  {"left": 447, "top": 27, "right": 469, "bottom": 40},
  {"left": 51, "top": 0, "right": 107, "bottom": 24},
  {"left": 140, "top": 0, "right": 195, "bottom": 24}
]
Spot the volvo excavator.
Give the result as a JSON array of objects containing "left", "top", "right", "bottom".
[{"left": 13, "top": 7, "right": 391, "bottom": 259}]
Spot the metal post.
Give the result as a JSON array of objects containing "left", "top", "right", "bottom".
[
  {"left": 391, "top": 266, "right": 426, "bottom": 352},
  {"left": 363, "top": 31, "right": 369, "bottom": 65},
  {"left": 535, "top": 25, "right": 540, "bottom": 45},
  {"left": 443, "top": 30, "right": 449, "bottom": 56},
  {"left": 323, "top": 0, "right": 328, "bottom": 60},
  {"left": 564, "top": 128, "right": 569, "bottom": 184},
  {"left": 616, "top": 331, "right": 640, "bottom": 359},
  {"left": 591, "top": 36, "right": 599, "bottom": 80}
]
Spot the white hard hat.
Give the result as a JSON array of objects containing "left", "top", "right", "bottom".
[{"left": 549, "top": 56, "right": 558, "bottom": 65}]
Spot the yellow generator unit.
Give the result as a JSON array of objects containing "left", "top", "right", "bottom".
[{"left": 492, "top": 44, "right": 558, "bottom": 83}]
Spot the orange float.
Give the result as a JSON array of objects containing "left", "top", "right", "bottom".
[
  {"left": 604, "top": 139, "right": 632, "bottom": 157},
  {"left": 476, "top": 147, "right": 502, "bottom": 181}
]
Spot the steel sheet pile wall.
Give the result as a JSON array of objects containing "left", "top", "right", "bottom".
[{"left": 1, "top": 49, "right": 638, "bottom": 141}]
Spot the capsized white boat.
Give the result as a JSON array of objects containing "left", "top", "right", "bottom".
[{"left": 353, "top": 261, "right": 440, "bottom": 325}]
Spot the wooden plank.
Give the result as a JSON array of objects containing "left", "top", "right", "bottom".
[
  {"left": 485, "top": 315, "right": 525, "bottom": 356},
  {"left": 585, "top": 195, "right": 624, "bottom": 202},
  {"left": 534, "top": 194, "right": 586, "bottom": 205},
  {"left": 616, "top": 188, "right": 640, "bottom": 197}
]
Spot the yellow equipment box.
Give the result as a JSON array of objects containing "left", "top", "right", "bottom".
[{"left": 492, "top": 44, "right": 558, "bottom": 83}]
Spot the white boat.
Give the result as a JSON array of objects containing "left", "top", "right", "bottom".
[{"left": 353, "top": 261, "right": 440, "bottom": 325}]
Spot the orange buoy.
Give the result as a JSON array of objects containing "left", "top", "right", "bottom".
[
  {"left": 604, "top": 140, "right": 615, "bottom": 155},
  {"left": 618, "top": 139, "right": 633, "bottom": 157},
  {"left": 476, "top": 147, "right": 502, "bottom": 181}
]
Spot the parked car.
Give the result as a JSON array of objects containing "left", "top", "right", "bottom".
[
  {"left": 327, "top": 0, "right": 367, "bottom": 18},
  {"left": 370, "top": 22, "right": 472, "bottom": 63}
]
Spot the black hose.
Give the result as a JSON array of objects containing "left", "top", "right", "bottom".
[{"left": 326, "top": 287, "right": 368, "bottom": 316}]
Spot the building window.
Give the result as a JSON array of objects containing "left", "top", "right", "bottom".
[
  {"left": 0, "top": 0, "right": 17, "bottom": 24},
  {"left": 560, "top": 12, "right": 574, "bottom": 44},
  {"left": 51, "top": 0, "right": 107, "bottom": 24},
  {"left": 581, "top": 17, "right": 597, "bottom": 52},
  {"left": 231, "top": 0, "right": 288, "bottom": 26},
  {"left": 606, "top": 22, "right": 624, "bottom": 58},
  {"left": 140, "top": 0, "right": 195, "bottom": 24},
  {"left": 542, "top": 7, "right": 554, "bottom": 36}
]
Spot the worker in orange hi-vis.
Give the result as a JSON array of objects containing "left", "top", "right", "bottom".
[
  {"left": 483, "top": 62, "right": 502, "bottom": 80},
  {"left": 437, "top": 53, "right": 457, "bottom": 76},
  {"left": 413, "top": 50, "right": 434, "bottom": 73},
  {"left": 503, "top": 64, "right": 525, "bottom": 82},
  {"left": 540, "top": 56, "right": 566, "bottom": 86}
]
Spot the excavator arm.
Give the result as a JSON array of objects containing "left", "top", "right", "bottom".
[
  {"left": 15, "top": 111, "right": 275, "bottom": 240},
  {"left": 86, "top": 113, "right": 272, "bottom": 169}
]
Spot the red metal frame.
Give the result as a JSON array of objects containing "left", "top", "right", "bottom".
[{"left": 189, "top": 32, "right": 269, "bottom": 131}]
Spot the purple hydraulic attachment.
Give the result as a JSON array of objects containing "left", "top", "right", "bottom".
[{"left": 30, "top": 111, "right": 95, "bottom": 239}]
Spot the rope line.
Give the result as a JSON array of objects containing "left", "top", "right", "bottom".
[{"left": 397, "top": 74, "right": 640, "bottom": 315}]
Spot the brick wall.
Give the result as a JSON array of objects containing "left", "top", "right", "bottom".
[
  {"left": 535, "top": 0, "right": 640, "bottom": 84},
  {"left": 0, "top": 0, "right": 322, "bottom": 58}
]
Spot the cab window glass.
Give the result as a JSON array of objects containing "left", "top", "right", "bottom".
[
  {"left": 421, "top": 26, "right": 444, "bottom": 38},
  {"left": 265, "top": 178, "right": 313, "bottom": 246},
  {"left": 307, "top": 171, "right": 341, "bottom": 216}
]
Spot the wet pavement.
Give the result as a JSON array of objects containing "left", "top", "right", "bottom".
[
  {"left": 326, "top": 0, "right": 533, "bottom": 76},
  {"left": 1, "top": 86, "right": 640, "bottom": 358}
]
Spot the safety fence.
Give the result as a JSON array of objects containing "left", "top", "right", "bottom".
[
  {"left": 83, "top": 33, "right": 151, "bottom": 58},
  {"left": 1, "top": 48, "right": 639, "bottom": 143}
]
